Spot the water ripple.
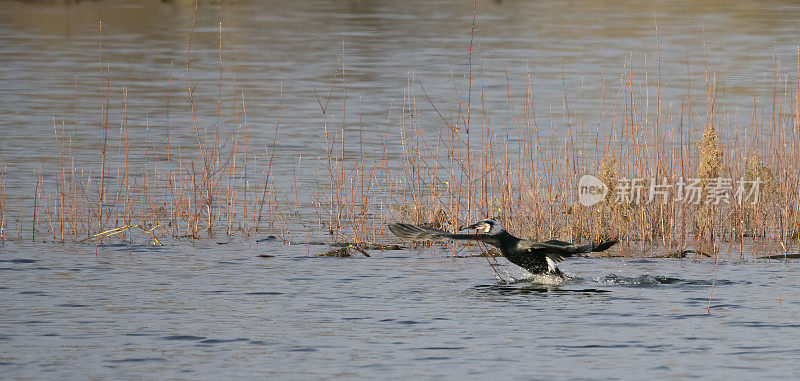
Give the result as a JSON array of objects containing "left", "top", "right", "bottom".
[
  {"left": 163, "top": 335, "right": 207, "bottom": 341},
  {"left": 595, "top": 274, "right": 739, "bottom": 287},
  {"left": 107, "top": 357, "right": 167, "bottom": 363}
]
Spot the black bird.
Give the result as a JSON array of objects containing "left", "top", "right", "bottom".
[{"left": 388, "top": 218, "right": 617, "bottom": 277}]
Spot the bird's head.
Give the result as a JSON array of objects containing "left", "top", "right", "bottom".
[{"left": 464, "top": 218, "right": 506, "bottom": 236}]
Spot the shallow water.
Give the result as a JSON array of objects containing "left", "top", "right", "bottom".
[{"left": 1, "top": 240, "right": 798, "bottom": 378}]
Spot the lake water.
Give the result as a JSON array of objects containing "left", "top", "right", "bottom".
[
  {"left": 2, "top": 0, "right": 800, "bottom": 178},
  {"left": 2, "top": 0, "right": 800, "bottom": 378},
  {"left": 1, "top": 240, "right": 799, "bottom": 378}
]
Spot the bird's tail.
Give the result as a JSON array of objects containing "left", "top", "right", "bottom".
[
  {"left": 565, "top": 239, "right": 618, "bottom": 254},
  {"left": 591, "top": 239, "right": 618, "bottom": 253}
]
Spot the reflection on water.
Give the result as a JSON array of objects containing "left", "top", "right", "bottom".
[
  {"left": 1, "top": 0, "right": 799, "bottom": 239},
  {"left": 2, "top": 0, "right": 800, "bottom": 175},
  {"left": 473, "top": 283, "right": 612, "bottom": 295}
]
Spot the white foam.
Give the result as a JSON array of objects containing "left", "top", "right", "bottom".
[
  {"left": 529, "top": 272, "right": 567, "bottom": 286},
  {"left": 504, "top": 270, "right": 567, "bottom": 286}
]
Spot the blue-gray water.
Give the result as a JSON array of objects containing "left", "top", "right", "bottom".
[
  {"left": 3, "top": 0, "right": 800, "bottom": 378},
  {"left": 1, "top": 240, "right": 798, "bottom": 379}
]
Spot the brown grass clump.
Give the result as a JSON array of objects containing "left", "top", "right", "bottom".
[
  {"left": 741, "top": 154, "right": 776, "bottom": 238},
  {"left": 694, "top": 84, "right": 724, "bottom": 243},
  {"left": 589, "top": 151, "right": 619, "bottom": 241}
]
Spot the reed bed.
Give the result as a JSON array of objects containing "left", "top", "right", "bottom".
[
  {"left": 2, "top": 19, "right": 800, "bottom": 260},
  {"left": 2, "top": 17, "right": 289, "bottom": 245},
  {"left": 385, "top": 56, "right": 800, "bottom": 259}
]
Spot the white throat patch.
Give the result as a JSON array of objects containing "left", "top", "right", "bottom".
[{"left": 545, "top": 257, "right": 557, "bottom": 272}]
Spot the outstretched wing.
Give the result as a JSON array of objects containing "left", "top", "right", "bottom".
[
  {"left": 520, "top": 239, "right": 618, "bottom": 262},
  {"left": 388, "top": 223, "right": 480, "bottom": 242}
]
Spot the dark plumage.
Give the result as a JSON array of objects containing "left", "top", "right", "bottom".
[{"left": 388, "top": 218, "right": 617, "bottom": 276}]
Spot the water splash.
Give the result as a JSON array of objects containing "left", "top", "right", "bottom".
[{"left": 498, "top": 271, "right": 566, "bottom": 286}]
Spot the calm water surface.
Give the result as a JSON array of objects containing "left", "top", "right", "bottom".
[
  {"left": 1, "top": 240, "right": 799, "bottom": 378},
  {"left": 2, "top": 0, "right": 800, "bottom": 378},
  {"left": 2, "top": 0, "right": 800, "bottom": 177}
]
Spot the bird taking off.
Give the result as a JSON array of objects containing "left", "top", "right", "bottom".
[{"left": 388, "top": 218, "right": 618, "bottom": 276}]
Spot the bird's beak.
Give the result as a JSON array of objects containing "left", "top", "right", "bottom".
[{"left": 465, "top": 222, "right": 488, "bottom": 233}]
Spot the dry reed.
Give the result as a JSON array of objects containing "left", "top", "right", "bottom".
[{"left": 4, "top": 15, "right": 799, "bottom": 261}]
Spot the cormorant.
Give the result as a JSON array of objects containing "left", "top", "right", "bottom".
[{"left": 388, "top": 218, "right": 617, "bottom": 276}]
